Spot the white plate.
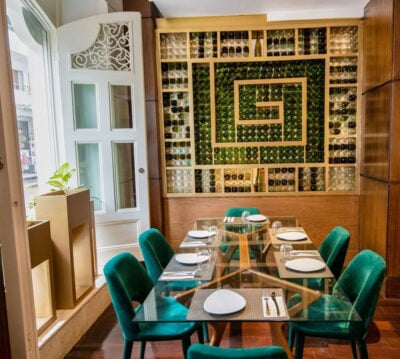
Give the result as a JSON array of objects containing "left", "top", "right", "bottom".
[
  {"left": 247, "top": 214, "right": 267, "bottom": 222},
  {"left": 188, "top": 230, "right": 214, "bottom": 239},
  {"left": 285, "top": 258, "right": 326, "bottom": 272},
  {"left": 175, "top": 253, "right": 209, "bottom": 265},
  {"left": 276, "top": 231, "right": 307, "bottom": 241},
  {"left": 203, "top": 289, "right": 246, "bottom": 315}
]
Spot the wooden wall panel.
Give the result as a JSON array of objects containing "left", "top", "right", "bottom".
[
  {"left": 361, "top": 84, "right": 391, "bottom": 180},
  {"left": 363, "top": 0, "right": 394, "bottom": 92},
  {"left": 359, "top": 177, "right": 388, "bottom": 259},
  {"left": 390, "top": 82, "right": 400, "bottom": 181},
  {"left": 387, "top": 183, "right": 400, "bottom": 278},
  {"left": 164, "top": 196, "right": 359, "bottom": 264},
  {"left": 393, "top": 0, "right": 400, "bottom": 80}
]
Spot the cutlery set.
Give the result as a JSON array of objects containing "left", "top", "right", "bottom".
[{"left": 262, "top": 291, "right": 284, "bottom": 317}]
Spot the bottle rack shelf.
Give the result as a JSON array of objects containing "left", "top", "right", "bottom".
[{"left": 156, "top": 17, "right": 362, "bottom": 196}]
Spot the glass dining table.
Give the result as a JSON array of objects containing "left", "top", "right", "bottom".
[{"left": 133, "top": 217, "right": 361, "bottom": 359}]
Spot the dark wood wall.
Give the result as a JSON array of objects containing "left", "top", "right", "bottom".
[{"left": 361, "top": 0, "right": 400, "bottom": 297}]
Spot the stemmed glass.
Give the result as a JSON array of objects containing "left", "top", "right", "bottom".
[{"left": 241, "top": 210, "right": 250, "bottom": 223}]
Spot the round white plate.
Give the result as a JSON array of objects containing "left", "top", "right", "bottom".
[
  {"left": 204, "top": 289, "right": 246, "bottom": 315},
  {"left": 276, "top": 231, "right": 307, "bottom": 241},
  {"left": 247, "top": 214, "right": 267, "bottom": 222},
  {"left": 188, "top": 230, "right": 214, "bottom": 239},
  {"left": 175, "top": 253, "right": 209, "bottom": 265},
  {"left": 285, "top": 258, "right": 325, "bottom": 272}
]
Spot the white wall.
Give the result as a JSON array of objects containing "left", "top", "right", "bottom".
[
  {"left": 35, "top": 0, "right": 112, "bottom": 27},
  {"left": 61, "top": 0, "right": 108, "bottom": 24}
]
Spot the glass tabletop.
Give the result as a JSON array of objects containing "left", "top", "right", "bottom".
[
  {"left": 133, "top": 217, "right": 361, "bottom": 325},
  {"left": 133, "top": 267, "right": 361, "bottom": 323}
]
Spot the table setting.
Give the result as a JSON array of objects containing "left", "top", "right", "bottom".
[
  {"left": 186, "top": 288, "right": 289, "bottom": 321},
  {"left": 159, "top": 249, "right": 216, "bottom": 281}
]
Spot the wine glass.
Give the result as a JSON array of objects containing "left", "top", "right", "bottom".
[{"left": 241, "top": 210, "right": 250, "bottom": 223}]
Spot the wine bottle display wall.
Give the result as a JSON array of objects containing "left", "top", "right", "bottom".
[
  {"left": 158, "top": 21, "right": 360, "bottom": 195},
  {"left": 267, "top": 29, "right": 295, "bottom": 56}
]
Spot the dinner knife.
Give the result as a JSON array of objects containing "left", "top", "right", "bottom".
[{"left": 271, "top": 292, "right": 280, "bottom": 316}]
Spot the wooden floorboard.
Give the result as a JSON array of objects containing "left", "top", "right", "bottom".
[{"left": 65, "top": 296, "right": 400, "bottom": 358}]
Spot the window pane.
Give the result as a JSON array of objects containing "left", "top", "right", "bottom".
[
  {"left": 73, "top": 83, "right": 97, "bottom": 129},
  {"left": 7, "top": 4, "right": 51, "bottom": 213},
  {"left": 110, "top": 85, "right": 133, "bottom": 128},
  {"left": 113, "top": 143, "right": 136, "bottom": 209},
  {"left": 77, "top": 143, "right": 102, "bottom": 211}
]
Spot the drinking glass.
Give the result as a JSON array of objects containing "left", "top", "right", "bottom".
[
  {"left": 280, "top": 243, "right": 293, "bottom": 262},
  {"left": 272, "top": 220, "right": 282, "bottom": 233},
  {"left": 241, "top": 210, "right": 250, "bottom": 223}
]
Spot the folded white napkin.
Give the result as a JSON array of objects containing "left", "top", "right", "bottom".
[
  {"left": 180, "top": 242, "right": 206, "bottom": 247},
  {"left": 159, "top": 274, "right": 194, "bottom": 280}
]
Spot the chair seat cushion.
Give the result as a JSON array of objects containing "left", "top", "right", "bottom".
[{"left": 135, "top": 296, "right": 198, "bottom": 340}]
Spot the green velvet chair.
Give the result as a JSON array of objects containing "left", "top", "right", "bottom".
[
  {"left": 187, "top": 343, "right": 288, "bottom": 359},
  {"left": 225, "top": 207, "right": 260, "bottom": 218},
  {"left": 138, "top": 228, "right": 201, "bottom": 293},
  {"left": 288, "top": 249, "right": 386, "bottom": 359},
  {"left": 103, "top": 252, "right": 203, "bottom": 359},
  {"left": 288, "top": 226, "right": 350, "bottom": 291},
  {"left": 138, "top": 228, "right": 209, "bottom": 340}
]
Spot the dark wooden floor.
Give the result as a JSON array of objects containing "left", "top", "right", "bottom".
[{"left": 66, "top": 296, "right": 400, "bottom": 358}]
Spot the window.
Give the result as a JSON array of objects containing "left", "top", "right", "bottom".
[{"left": 7, "top": 0, "right": 57, "bottom": 215}]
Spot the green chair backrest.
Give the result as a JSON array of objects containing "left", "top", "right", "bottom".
[
  {"left": 139, "top": 228, "right": 175, "bottom": 282},
  {"left": 225, "top": 207, "right": 260, "bottom": 217},
  {"left": 333, "top": 249, "right": 386, "bottom": 336},
  {"left": 103, "top": 252, "right": 154, "bottom": 339},
  {"left": 187, "top": 343, "right": 288, "bottom": 359},
  {"left": 318, "top": 226, "right": 350, "bottom": 278}
]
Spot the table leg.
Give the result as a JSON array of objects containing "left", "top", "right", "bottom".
[
  {"left": 269, "top": 322, "right": 293, "bottom": 359},
  {"left": 208, "top": 322, "right": 227, "bottom": 346}
]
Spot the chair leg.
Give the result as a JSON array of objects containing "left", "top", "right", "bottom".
[
  {"left": 350, "top": 340, "right": 358, "bottom": 359},
  {"left": 357, "top": 340, "right": 369, "bottom": 359},
  {"left": 200, "top": 322, "right": 207, "bottom": 343},
  {"left": 294, "top": 332, "right": 305, "bottom": 359},
  {"left": 288, "top": 325, "right": 296, "bottom": 350},
  {"left": 140, "top": 341, "right": 146, "bottom": 359},
  {"left": 181, "top": 335, "right": 192, "bottom": 359},
  {"left": 123, "top": 339, "right": 133, "bottom": 359}
]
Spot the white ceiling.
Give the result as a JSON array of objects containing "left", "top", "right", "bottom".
[{"left": 151, "top": 0, "right": 369, "bottom": 21}]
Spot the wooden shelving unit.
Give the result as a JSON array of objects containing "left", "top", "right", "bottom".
[
  {"left": 155, "top": 16, "right": 362, "bottom": 197},
  {"left": 27, "top": 220, "right": 56, "bottom": 335},
  {"left": 35, "top": 189, "right": 95, "bottom": 309}
]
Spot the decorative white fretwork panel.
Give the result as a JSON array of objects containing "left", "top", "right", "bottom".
[{"left": 71, "top": 23, "right": 131, "bottom": 71}]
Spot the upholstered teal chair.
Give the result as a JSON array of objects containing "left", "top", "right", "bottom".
[
  {"left": 288, "top": 226, "right": 350, "bottom": 291},
  {"left": 187, "top": 343, "right": 288, "bottom": 359},
  {"left": 103, "top": 252, "right": 203, "bottom": 359},
  {"left": 138, "top": 228, "right": 201, "bottom": 292},
  {"left": 288, "top": 249, "right": 386, "bottom": 359},
  {"left": 138, "top": 228, "right": 209, "bottom": 340},
  {"left": 225, "top": 207, "right": 260, "bottom": 218}
]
